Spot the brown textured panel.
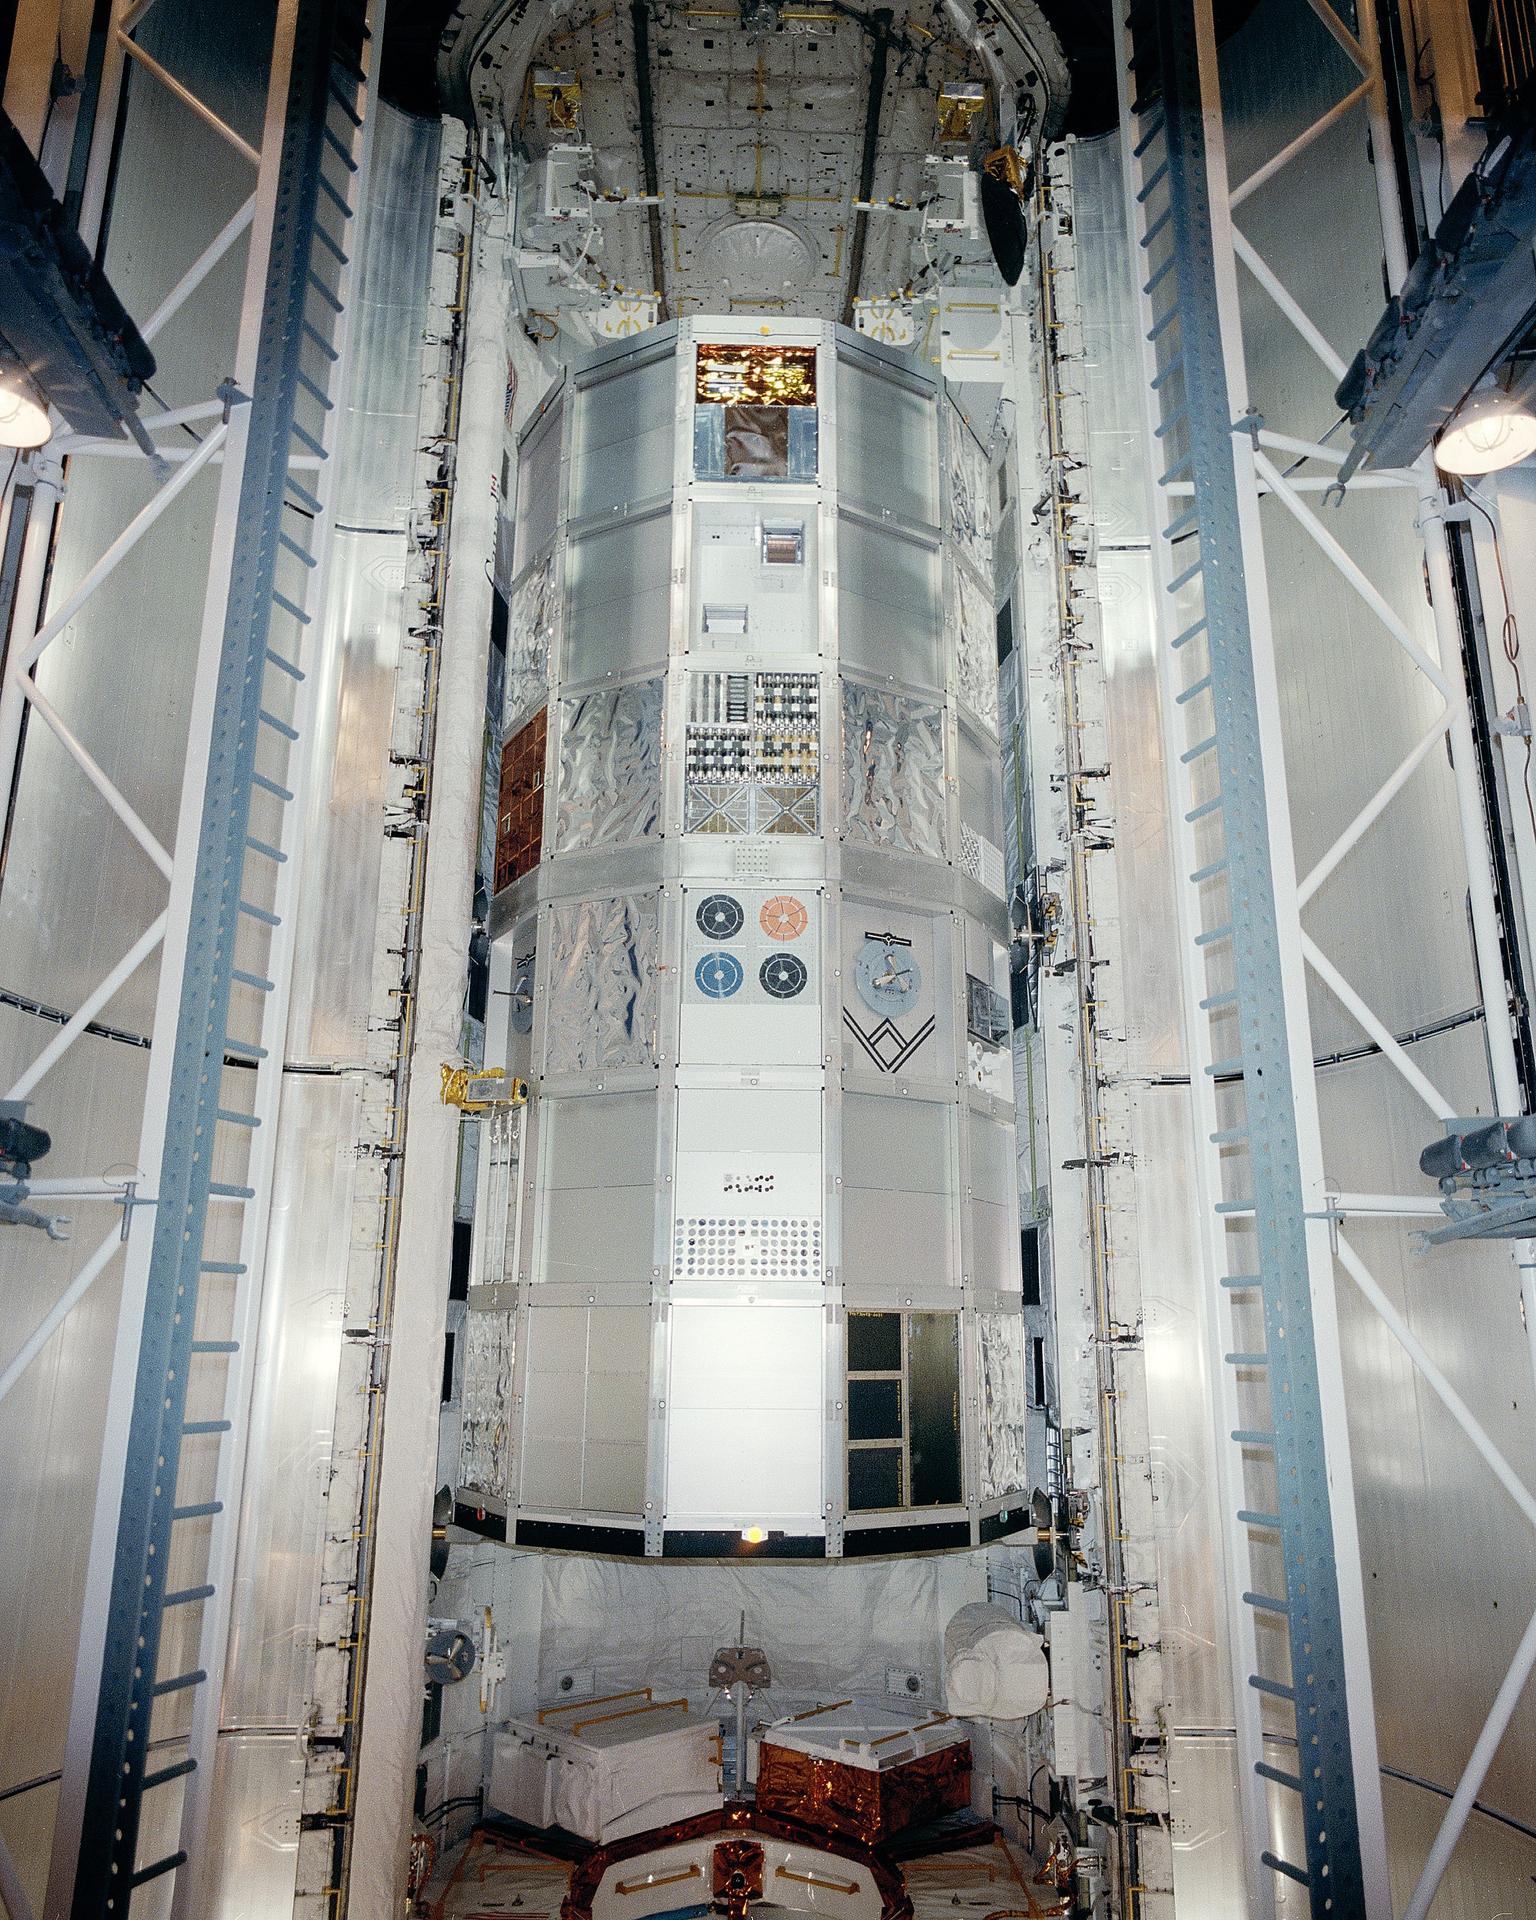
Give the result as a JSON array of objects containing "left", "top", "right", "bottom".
[
  {"left": 496, "top": 705, "right": 547, "bottom": 894},
  {"left": 755, "top": 1741, "right": 972, "bottom": 1844}
]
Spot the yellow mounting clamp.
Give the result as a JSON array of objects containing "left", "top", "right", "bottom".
[{"left": 440, "top": 1064, "right": 529, "bottom": 1113}]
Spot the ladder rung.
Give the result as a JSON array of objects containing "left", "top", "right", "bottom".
[
  {"left": 1261, "top": 1852, "right": 1311, "bottom": 1889},
  {"left": 317, "top": 171, "right": 353, "bottom": 220},
  {"left": 1136, "top": 158, "right": 1169, "bottom": 202},
  {"left": 323, "top": 119, "right": 360, "bottom": 167},
  {"left": 1185, "top": 794, "right": 1223, "bottom": 823},
  {"left": 224, "top": 1035, "right": 269, "bottom": 1062},
  {"left": 1232, "top": 1433, "right": 1277, "bottom": 1450},
  {"left": 1194, "top": 922, "right": 1232, "bottom": 945},
  {"left": 1239, "top": 1511, "right": 1283, "bottom": 1531},
  {"left": 258, "top": 707, "right": 299, "bottom": 742},
  {"left": 244, "top": 838, "right": 287, "bottom": 867},
  {"left": 1248, "top": 1675, "right": 1294, "bottom": 1701},
  {"left": 290, "top": 418, "right": 329, "bottom": 458},
  {"left": 306, "top": 269, "right": 344, "bottom": 314},
  {"left": 1133, "top": 113, "right": 1165, "bottom": 159},
  {"left": 1225, "top": 1350, "right": 1269, "bottom": 1366},
  {"left": 328, "top": 72, "right": 364, "bottom": 123},
  {"left": 200, "top": 1260, "right": 247, "bottom": 1275},
  {"left": 267, "top": 647, "right": 306, "bottom": 681},
  {"left": 209, "top": 1181, "right": 256, "bottom": 1199},
  {"left": 1255, "top": 1762, "right": 1303, "bottom": 1794},
  {"left": 1180, "top": 734, "right": 1217, "bottom": 765},
  {"left": 1156, "top": 406, "right": 1189, "bottom": 443},
  {"left": 272, "top": 590, "right": 311, "bottom": 627},
  {"left": 252, "top": 771, "right": 294, "bottom": 802},
  {"left": 1172, "top": 614, "right": 1208, "bottom": 648},
  {"left": 1152, "top": 354, "right": 1185, "bottom": 393},
  {"left": 310, "top": 222, "right": 350, "bottom": 269},
  {"left": 302, "top": 318, "right": 341, "bottom": 363},
  {"left": 1140, "top": 205, "right": 1173, "bottom": 248},
  {"left": 1159, "top": 453, "right": 1192, "bottom": 485},
  {"left": 1190, "top": 858, "right": 1227, "bottom": 883},
  {"left": 164, "top": 1584, "right": 215, "bottom": 1608},
  {"left": 216, "top": 1107, "right": 260, "bottom": 1127},
  {"left": 286, "top": 476, "right": 323, "bottom": 514},
  {"left": 142, "top": 1758, "right": 197, "bottom": 1792},
  {"left": 1168, "top": 556, "right": 1203, "bottom": 592},
  {"left": 230, "top": 967, "right": 276, "bottom": 991},
  {"left": 1214, "top": 1198, "right": 1254, "bottom": 1212},
  {"left": 1143, "top": 255, "right": 1177, "bottom": 297},
  {"left": 295, "top": 367, "right": 336, "bottom": 412},
  {"left": 1244, "top": 1674, "right": 1297, "bottom": 1704},
  {"left": 1200, "top": 990, "right": 1239, "bottom": 1010},
  {"left": 1220, "top": 1274, "right": 1261, "bottom": 1289},
  {"left": 238, "top": 898, "right": 282, "bottom": 927},
  {"left": 152, "top": 1668, "right": 207, "bottom": 1697},
  {"left": 172, "top": 1500, "right": 224, "bottom": 1521},
  {"left": 1164, "top": 509, "right": 1199, "bottom": 545},
  {"left": 1210, "top": 1128, "right": 1249, "bottom": 1145},
  {"left": 182, "top": 1419, "right": 232, "bottom": 1435},
  {"left": 1241, "top": 1589, "right": 1289, "bottom": 1612},
  {"left": 1205, "top": 1059, "right": 1242, "bottom": 1077},
  {"left": 191, "top": 1338, "right": 240, "bottom": 1353},
  {"left": 278, "top": 528, "right": 318, "bottom": 568},
  {"left": 1148, "top": 305, "right": 1179, "bottom": 343},
  {"left": 130, "top": 1850, "right": 188, "bottom": 1888}
]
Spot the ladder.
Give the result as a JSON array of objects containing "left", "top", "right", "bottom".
[
  {"left": 68, "top": 3, "right": 373, "bottom": 1912},
  {"left": 1117, "top": 0, "right": 1381, "bottom": 1912}
]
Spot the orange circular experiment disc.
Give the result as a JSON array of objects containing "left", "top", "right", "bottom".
[{"left": 759, "top": 894, "right": 808, "bottom": 940}]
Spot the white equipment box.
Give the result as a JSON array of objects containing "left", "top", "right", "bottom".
[{"left": 489, "top": 1693, "right": 723, "bottom": 1843}]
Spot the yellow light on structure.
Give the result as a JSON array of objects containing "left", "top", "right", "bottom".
[
  {"left": 740, "top": 1525, "right": 767, "bottom": 1545},
  {"left": 0, "top": 376, "right": 51, "bottom": 451},
  {"left": 1435, "top": 379, "right": 1536, "bottom": 476}
]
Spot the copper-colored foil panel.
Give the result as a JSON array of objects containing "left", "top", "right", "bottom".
[
  {"left": 755, "top": 1741, "right": 972, "bottom": 1844},
  {"left": 496, "top": 705, "right": 547, "bottom": 893},
  {"left": 695, "top": 342, "right": 817, "bottom": 406}
]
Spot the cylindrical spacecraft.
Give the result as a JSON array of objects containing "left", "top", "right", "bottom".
[{"left": 459, "top": 316, "right": 1028, "bottom": 1558}]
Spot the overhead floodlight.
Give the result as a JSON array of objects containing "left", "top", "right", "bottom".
[
  {"left": 1435, "top": 375, "right": 1536, "bottom": 476},
  {"left": 0, "top": 372, "right": 51, "bottom": 449}
]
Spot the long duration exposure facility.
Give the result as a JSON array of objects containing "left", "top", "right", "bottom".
[{"left": 1, "top": 0, "right": 1535, "bottom": 1915}]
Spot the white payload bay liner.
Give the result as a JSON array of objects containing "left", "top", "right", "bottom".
[{"left": 489, "top": 1694, "right": 723, "bottom": 1842}]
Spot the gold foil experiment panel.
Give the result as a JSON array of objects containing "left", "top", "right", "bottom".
[{"left": 696, "top": 342, "right": 818, "bottom": 407}]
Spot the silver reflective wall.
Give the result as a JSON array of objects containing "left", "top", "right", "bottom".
[{"left": 466, "top": 318, "right": 1030, "bottom": 1555}]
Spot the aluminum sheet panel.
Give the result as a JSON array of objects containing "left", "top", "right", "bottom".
[
  {"left": 835, "top": 352, "right": 938, "bottom": 528},
  {"left": 200, "top": 1731, "right": 303, "bottom": 1920},
  {"left": 977, "top": 1314, "right": 1029, "bottom": 1501},
  {"left": 554, "top": 677, "right": 663, "bottom": 852},
  {"left": 943, "top": 395, "right": 992, "bottom": 574},
  {"left": 950, "top": 558, "right": 998, "bottom": 733},
  {"left": 460, "top": 1309, "right": 517, "bottom": 1501},
  {"left": 841, "top": 681, "right": 947, "bottom": 859},
  {"left": 222, "top": 1074, "right": 358, "bottom": 1727},
  {"left": 544, "top": 893, "right": 659, "bottom": 1074},
  {"left": 506, "top": 551, "right": 557, "bottom": 731}
]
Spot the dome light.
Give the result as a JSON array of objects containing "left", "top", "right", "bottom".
[
  {"left": 0, "top": 374, "right": 52, "bottom": 451},
  {"left": 1435, "top": 376, "right": 1536, "bottom": 476}
]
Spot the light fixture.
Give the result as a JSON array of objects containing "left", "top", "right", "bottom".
[
  {"left": 1435, "top": 374, "right": 1536, "bottom": 476},
  {"left": 0, "top": 371, "right": 51, "bottom": 450},
  {"left": 740, "top": 1525, "right": 767, "bottom": 1545}
]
